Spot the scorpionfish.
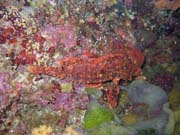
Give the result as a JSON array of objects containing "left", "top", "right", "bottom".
[{"left": 27, "top": 46, "right": 144, "bottom": 108}]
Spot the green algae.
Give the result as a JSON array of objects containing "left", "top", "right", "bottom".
[
  {"left": 118, "top": 91, "right": 129, "bottom": 106},
  {"left": 166, "top": 63, "right": 178, "bottom": 74},
  {"left": 173, "top": 109, "right": 180, "bottom": 135},
  {"left": 163, "top": 103, "right": 175, "bottom": 135},
  {"left": 61, "top": 82, "right": 73, "bottom": 92},
  {"left": 85, "top": 87, "right": 102, "bottom": 99},
  {"left": 169, "top": 82, "right": 180, "bottom": 111},
  {"left": 122, "top": 113, "right": 138, "bottom": 125},
  {"left": 88, "top": 122, "right": 132, "bottom": 135},
  {"left": 84, "top": 101, "right": 114, "bottom": 129}
]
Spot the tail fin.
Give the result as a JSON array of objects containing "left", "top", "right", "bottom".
[{"left": 27, "top": 65, "right": 63, "bottom": 78}]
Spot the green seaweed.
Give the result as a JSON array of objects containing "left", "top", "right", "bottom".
[
  {"left": 168, "top": 82, "right": 180, "bottom": 111},
  {"left": 84, "top": 101, "right": 114, "bottom": 129},
  {"left": 163, "top": 103, "right": 175, "bottom": 135},
  {"left": 173, "top": 110, "right": 180, "bottom": 135},
  {"left": 85, "top": 87, "right": 102, "bottom": 99},
  {"left": 88, "top": 122, "right": 132, "bottom": 135}
]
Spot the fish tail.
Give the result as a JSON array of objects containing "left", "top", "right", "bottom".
[{"left": 27, "top": 65, "right": 62, "bottom": 78}]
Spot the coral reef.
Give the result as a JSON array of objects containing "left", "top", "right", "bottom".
[{"left": 0, "top": 0, "right": 179, "bottom": 134}]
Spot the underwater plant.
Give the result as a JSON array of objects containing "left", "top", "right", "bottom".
[{"left": 83, "top": 100, "right": 114, "bottom": 129}]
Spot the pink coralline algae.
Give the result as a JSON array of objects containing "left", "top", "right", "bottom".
[
  {"left": 152, "top": 73, "right": 174, "bottom": 93},
  {"left": 0, "top": 72, "right": 10, "bottom": 92},
  {"left": 0, "top": 93, "right": 9, "bottom": 107},
  {"left": 40, "top": 24, "right": 86, "bottom": 51},
  {"left": 28, "top": 88, "right": 88, "bottom": 113},
  {"left": 122, "top": 0, "right": 133, "bottom": 7},
  {"left": 50, "top": 92, "right": 88, "bottom": 112}
]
